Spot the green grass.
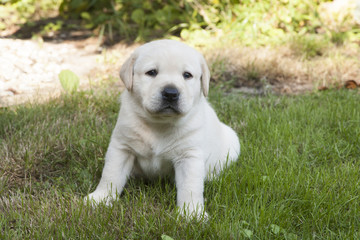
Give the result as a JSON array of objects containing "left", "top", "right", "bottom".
[{"left": 1, "top": 86, "right": 360, "bottom": 239}]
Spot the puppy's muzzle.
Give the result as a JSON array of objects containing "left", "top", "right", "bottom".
[
  {"left": 158, "top": 86, "right": 181, "bottom": 114},
  {"left": 161, "top": 86, "right": 180, "bottom": 103}
]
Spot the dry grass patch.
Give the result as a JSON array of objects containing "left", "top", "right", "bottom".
[{"left": 205, "top": 42, "right": 360, "bottom": 94}]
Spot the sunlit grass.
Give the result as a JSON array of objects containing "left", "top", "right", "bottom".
[{"left": 1, "top": 86, "right": 359, "bottom": 239}]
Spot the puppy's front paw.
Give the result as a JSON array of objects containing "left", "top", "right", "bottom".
[
  {"left": 84, "top": 190, "right": 115, "bottom": 206},
  {"left": 178, "top": 205, "right": 209, "bottom": 221}
]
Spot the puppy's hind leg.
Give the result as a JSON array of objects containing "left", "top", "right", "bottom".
[{"left": 85, "top": 139, "right": 135, "bottom": 205}]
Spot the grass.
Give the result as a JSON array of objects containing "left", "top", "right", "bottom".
[
  {"left": 1, "top": 85, "right": 360, "bottom": 239},
  {"left": 204, "top": 40, "right": 360, "bottom": 93}
]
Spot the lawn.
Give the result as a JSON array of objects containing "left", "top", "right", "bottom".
[{"left": 0, "top": 86, "right": 359, "bottom": 239}]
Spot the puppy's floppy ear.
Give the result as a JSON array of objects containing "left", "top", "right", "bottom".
[
  {"left": 200, "top": 56, "right": 210, "bottom": 97},
  {"left": 120, "top": 54, "right": 137, "bottom": 91}
]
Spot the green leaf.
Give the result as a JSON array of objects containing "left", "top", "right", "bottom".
[
  {"left": 161, "top": 234, "right": 175, "bottom": 240},
  {"left": 58, "top": 70, "right": 80, "bottom": 94},
  {"left": 285, "top": 233, "right": 299, "bottom": 240},
  {"left": 180, "top": 29, "right": 190, "bottom": 39},
  {"left": 131, "top": 9, "right": 144, "bottom": 24},
  {"left": 241, "top": 229, "right": 253, "bottom": 238},
  {"left": 270, "top": 224, "right": 281, "bottom": 235},
  {"left": 81, "top": 12, "right": 91, "bottom": 20}
]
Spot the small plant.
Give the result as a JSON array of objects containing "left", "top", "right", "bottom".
[
  {"left": 244, "top": 60, "right": 261, "bottom": 82},
  {"left": 329, "top": 31, "right": 348, "bottom": 46},
  {"left": 161, "top": 234, "right": 175, "bottom": 240},
  {"left": 288, "top": 34, "right": 329, "bottom": 59},
  {"left": 40, "top": 20, "right": 63, "bottom": 36},
  {"left": 58, "top": 69, "right": 79, "bottom": 94}
]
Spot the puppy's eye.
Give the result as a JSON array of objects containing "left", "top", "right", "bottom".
[
  {"left": 146, "top": 69, "right": 158, "bottom": 77},
  {"left": 183, "top": 72, "right": 193, "bottom": 80}
]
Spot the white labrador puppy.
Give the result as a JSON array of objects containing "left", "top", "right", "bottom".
[{"left": 86, "top": 39, "right": 240, "bottom": 218}]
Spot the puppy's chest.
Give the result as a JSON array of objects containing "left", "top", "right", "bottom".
[
  {"left": 135, "top": 133, "right": 175, "bottom": 158},
  {"left": 126, "top": 129, "right": 182, "bottom": 176}
]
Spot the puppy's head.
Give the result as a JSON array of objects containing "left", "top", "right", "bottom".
[{"left": 120, "top": 40, "right": 210, "bottom": 119}]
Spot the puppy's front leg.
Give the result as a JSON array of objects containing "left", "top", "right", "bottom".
[
  {"left": 86, "top": 139, "right": 134, "bottom": 205},
  {"left": 174, "top": 152, "right": 207, "bottom": 219}
]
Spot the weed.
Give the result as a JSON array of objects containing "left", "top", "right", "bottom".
[
  {"left": 288, "top": 34, "right": 329, "bottom": 59},
  {"left": 329, "top": 31, "right": 348, "bottom": 46}
]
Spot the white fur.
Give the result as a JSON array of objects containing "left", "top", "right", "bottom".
[{"left": 86, "top": 40, "right": 240, "bottom": 219}]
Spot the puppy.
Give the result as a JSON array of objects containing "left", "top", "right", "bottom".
[{"left": 86, "top": 39, "right": 240, "bottom": 219}]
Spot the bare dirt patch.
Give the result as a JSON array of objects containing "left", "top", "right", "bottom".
[{"left": 0, "top": 37, "right": 136, "bottom": 107}]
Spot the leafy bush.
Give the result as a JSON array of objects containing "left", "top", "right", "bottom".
[
  {"left": 1, "top": 0, "right": 60, "bottom": 20},
  {"left": 3, "top": 0, "right": 359, "bottom": 45},
  {"left": 58, "top": 0, "right": 200, "bottom": 41},
  {"left": 57, "top": 0, "right": 360, "bottom": 44}
]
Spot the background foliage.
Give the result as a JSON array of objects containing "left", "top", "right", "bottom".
[{"left": 1, "top": 0, "right": 359, "bottom": 45}]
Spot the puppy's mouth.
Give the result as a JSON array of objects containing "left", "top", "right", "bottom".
[
  {"left": 157, "top": 104, "right": 181, "bottom": 115},
  {"left": 144, "top": 104, "right": 183, "bottom": 120}
]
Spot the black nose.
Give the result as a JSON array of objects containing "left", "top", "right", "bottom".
[{"left": 161, "top": 86, "right": 180, "bottom": 102}]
